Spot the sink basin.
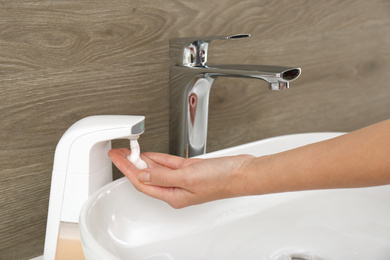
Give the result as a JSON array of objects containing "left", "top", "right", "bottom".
[{"left": 79, "top": 133, "right": 390, "bottom": 260}]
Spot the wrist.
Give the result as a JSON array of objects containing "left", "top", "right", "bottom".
[
  {"left": 232, "top": 154, "right": 262, "bottom": 196},
  {"left": 234, "top": 154, "right": 280, "bottom": 197}
]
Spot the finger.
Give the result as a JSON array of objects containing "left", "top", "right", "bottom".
[
  {"left": 109, "top": 148, "right": 131, "bottom": 159},
  {"left": 117, "top": 148, "right": 131, "bottom": 157},
  {"left": 142, "top": 152, "right": 185, "bottom": 169},
  {"left": 138, "top": 166, "right": 187, "bottom": 188},
  {"left": 139, "top": 154, "right": 161, "bottom": 169},
  {"left": 108, "top": 148, "right": 127, "bottom": 159},
  {"left": 110, "top": 148, "right": 159, "bottom": 171},
  {"left": 142, "top": 152, "right": 201, "bottom": 169},
  {"left": 108, "top": 149, "right": 140, "bottom": 183}
]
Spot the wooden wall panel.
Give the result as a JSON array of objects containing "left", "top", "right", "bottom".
[{"left": 0, "top": 0, "right": 389, "bottom": 258}]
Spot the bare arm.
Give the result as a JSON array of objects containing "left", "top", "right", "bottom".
[
  {"left": 109, "top": 119, "right": 390, "bottom": 208},
  {"left": 240, "top": 119, "right": 390, "bottom": 196}
]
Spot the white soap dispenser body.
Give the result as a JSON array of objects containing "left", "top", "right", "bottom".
[{"left": 44, "top": 115, "right": 145, "bottom": 260}]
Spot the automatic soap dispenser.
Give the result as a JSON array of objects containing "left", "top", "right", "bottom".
[{"left": 44, "top": 115, "right": 145, "bottom": 260}]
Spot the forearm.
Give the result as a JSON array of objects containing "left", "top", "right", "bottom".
[{"left": 241, "top": 119, "right": 390, "bottom": 196}]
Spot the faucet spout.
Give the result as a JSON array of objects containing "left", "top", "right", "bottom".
[
  {"left": 169, "top": 34, "right": 301, "bottom": 158},
  {"left": 203, "top": 64, "right": 301, "bottom": 90}
]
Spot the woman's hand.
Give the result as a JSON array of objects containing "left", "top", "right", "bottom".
[
  {"left": 108, "top": 149, "right": 254, "bottom": 208},
  {"left": 109, "top": 120, "right": 390, "bottom": 209}
]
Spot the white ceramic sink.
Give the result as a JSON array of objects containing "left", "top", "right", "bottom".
[{"left": 79, "top": 133, "right": 390, "bottom": 260}]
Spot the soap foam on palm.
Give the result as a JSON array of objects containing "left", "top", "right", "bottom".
[{"left": 128, "top": 139, "right": 147, "bottom": 170}]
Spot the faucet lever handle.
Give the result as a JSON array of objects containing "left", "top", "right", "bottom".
[{"left": 170, "top": 34, "right": 251, "bottom": 67}]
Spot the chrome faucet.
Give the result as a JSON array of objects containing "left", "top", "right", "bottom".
[{"left": 169, "top": 34, "right": 301, "bottom": 158}]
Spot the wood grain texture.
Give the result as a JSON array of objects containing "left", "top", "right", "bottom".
[{"left": 0, "top": 0, "right": 389, "bottom": 259}]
